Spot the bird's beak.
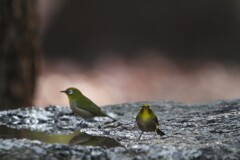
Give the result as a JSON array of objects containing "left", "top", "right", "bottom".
[{"left": 60, "top": 90, "right": 66, "bottom": 93}]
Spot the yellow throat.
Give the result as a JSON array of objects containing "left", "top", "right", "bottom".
[{"left": 141, "top": 108, "right": 152, "bottom": 120}]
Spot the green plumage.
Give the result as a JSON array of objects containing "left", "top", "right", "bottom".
[
  {"left": 61, "top": 87, "right": 115, "bottom": 120},
  {"left": 136, "top": 104, "right": 165, "bottom": 139},
  {"left": 74, "top": 92, "right": 105, "bottom": 116}
]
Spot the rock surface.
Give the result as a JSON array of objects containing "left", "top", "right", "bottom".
[{"left": 0, "top": 100, "right": 240, "bottom": 160}]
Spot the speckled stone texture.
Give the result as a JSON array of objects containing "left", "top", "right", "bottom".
[{"left": 0, "top": 100, "right": 240, "bottom": 160}]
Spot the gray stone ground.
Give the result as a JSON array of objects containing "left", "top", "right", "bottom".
[{"left": 0, "top": 100, "right": 240, "bottom": 160}]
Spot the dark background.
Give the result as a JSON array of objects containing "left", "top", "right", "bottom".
[{"left": 41, "top": 0, "right": 240, "bottom": 65}]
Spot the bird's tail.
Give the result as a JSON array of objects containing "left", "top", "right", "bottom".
[
  {"left": 106, "top": 115, "right": 116, "bottom": 122},
  {"left": 156, "top": 128, "right": 165, "bottom": 136}
]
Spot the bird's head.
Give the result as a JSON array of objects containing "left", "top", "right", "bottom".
[
  {"left": 60, "top": 87, "right": 82, "bottom": 100},
  {"left": 141, "top": 104, "right": 151, "bottom": 110},
  {"left": 141, "top": 104, "right": 150, "bottom": 111}
]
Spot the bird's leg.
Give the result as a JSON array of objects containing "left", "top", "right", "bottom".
[
  {"left": 103, "top": 120, "right": 115, "bottom": 125},
  {"left": 100, "top": 122, "right": 123, "bottom": 129},
  {"left": 138, "top": 131, "right": 143, "bottom": 140},
  {"left": 103, "top": 114, "right": 116, "bottom": 123},
  {"left": 86, "top": 119, "right": 97, "bottom": 123},
  {"left": 107, "top": 115, "right": 117, "bottom": 122}
]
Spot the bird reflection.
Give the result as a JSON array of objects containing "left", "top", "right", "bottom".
[
  {"left": 69, "top": 132, "right": 123, "bottom": 148},
  {"left": 0, "top": 125, "right": 123, "bottom": 148}
]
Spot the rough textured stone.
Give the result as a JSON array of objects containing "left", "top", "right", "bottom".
[{"left": 0, "top": 100, "right": 240, "bottom": 160}]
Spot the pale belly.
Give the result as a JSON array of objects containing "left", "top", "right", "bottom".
[{"left": 70, "top": 103, "right": 94, "bottom": 119}]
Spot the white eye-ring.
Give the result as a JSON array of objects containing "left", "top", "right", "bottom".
[{"left": 68, "top": 90, "right": 73, "bottom": 95}]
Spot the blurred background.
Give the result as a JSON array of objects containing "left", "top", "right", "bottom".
[{"left": 1, "top": 0, "right": 240, "bottom": 109}]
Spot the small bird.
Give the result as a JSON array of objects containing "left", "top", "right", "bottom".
[
  {"left": 69, "top": 131, "right": 123, "bottom": 148},
  {"left": 136, "top": 104, "right": 165, "bottom": 139},
  {"left": 61, "top": 87, "right": 115, "bottom": 121}
]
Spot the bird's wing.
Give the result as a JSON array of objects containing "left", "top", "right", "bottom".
[
  {"left": 76, "top": 95, "right": 106, "bottom": 116},
  {"left": 154, "top": 116, "right": 159, "bottom": 125}
]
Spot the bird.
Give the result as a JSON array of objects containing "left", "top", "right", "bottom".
[
  {"left": 68, "top": 131, "right": 123, "bottom": 148},
  {"left": 61, "top": 87, "right": 115, "bottom": 121},
  {"left": 136, "top": 104, "right": 165, "bottom": 139}
]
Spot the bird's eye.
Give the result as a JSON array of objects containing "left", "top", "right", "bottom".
[{"left": 68, "top": 90, "right": 73, "bottom": 95}]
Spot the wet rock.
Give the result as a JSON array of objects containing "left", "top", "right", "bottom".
[{"left": 0, "top": 100, "right": 240, "bottom": 159}]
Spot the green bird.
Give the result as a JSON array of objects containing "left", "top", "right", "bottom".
[
  {"left": 69, "top": 132, "right": 123, "bottom": 148},
  {"left": 136, "top": 104, "right": 165, "bottom": 139},
  {"left": 61, "top": 87, "right": 115, "bottom": 121}
]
